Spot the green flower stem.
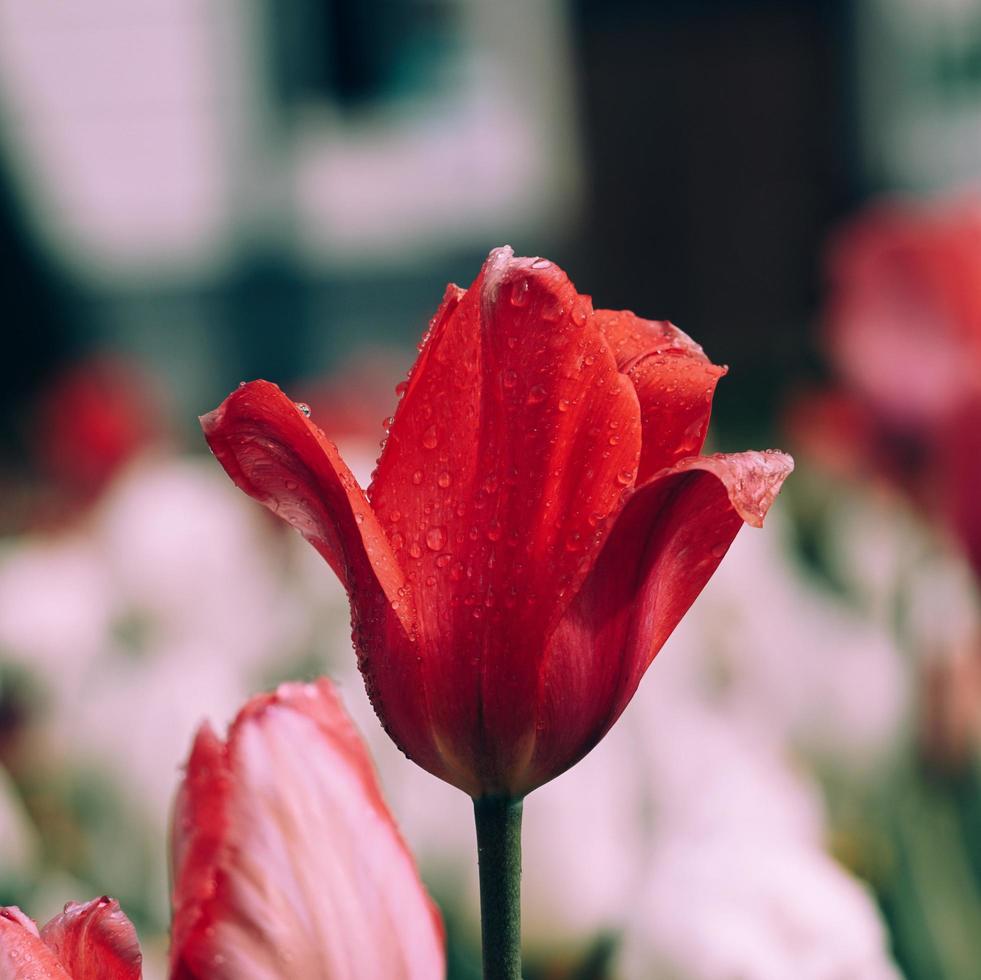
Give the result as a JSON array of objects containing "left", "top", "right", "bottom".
[{"left": 473, "top": 795, "right": 524, "bottom": 979}]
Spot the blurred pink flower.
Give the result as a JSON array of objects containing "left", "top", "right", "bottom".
[
  {"left": 0, "top": 898, "right": 142, "bottom": 979},
  {"left": 170, "top": 678, "right": 444, "bottom": 979},
  {"left": 802, "top": 196, "right": 981, "bottom": 578}
]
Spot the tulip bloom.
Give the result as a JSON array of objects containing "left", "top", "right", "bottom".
[
  {"left": 0, "top": 681, "right": 442, "bottom": 979},
  {"left": 202, "top": 247, "right": 792, "bottom": 799},
  {"left": 170, "top": 679, "right": 444, "bottom": 979},
  {"left": 0, "top": 898, "right": 142, "bottom": 979}
]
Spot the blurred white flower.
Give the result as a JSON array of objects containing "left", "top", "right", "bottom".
[
  {"left": 616, "top": 839, "right": 900, "bottom": 980},
  {"left": 665, "top": 511, "right": 909, "bottom": 769}
]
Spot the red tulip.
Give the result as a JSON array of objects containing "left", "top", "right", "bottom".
[
  {"left": 202, "top": 248, "right": 792, "bottom": 798},
  {"left": 169, "top": 679, "right": 444, "bottom": 979},
  {"left": 0, "top": 898, "right": 142, "bottom": 979}
]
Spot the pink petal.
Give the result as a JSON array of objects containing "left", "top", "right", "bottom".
[
  {"left": 41, "top": 897, "right": 142, "bottom": 980},
  {"left": 170, "top": 680, "right": 444, "bottom": 980},
  {"left": 0, "top": 907, "right": 73, "bottom": 979}
]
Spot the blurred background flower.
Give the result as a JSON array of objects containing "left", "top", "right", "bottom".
[{"left": 1, "top": 1, "right": 980, "bottom": 977}]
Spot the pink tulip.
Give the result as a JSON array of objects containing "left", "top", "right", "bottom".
[
  {"left": 169, "top": 678, "right": 445, "bottom": 979},
  {"left": 0, "top": 680, "right": 444, "bottom": 979}
]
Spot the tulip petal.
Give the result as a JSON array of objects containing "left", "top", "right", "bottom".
[
  {"left": 40, "top": 898, "right": 142, "bottom": 980},
  {"left": 170, "top": 679, "right": 444, "bottom": 980},
  {"left": 369, "top": 247, "right": 642, "bottom": 789},
  {"left": 592, "top": 310, "right": 728, "bottom": 481},
  {"left": 523, "top": 450, "right": 794, "bottom": 791},
  {"left": 0, "top": 908, "right": 73, "bottom": 979},
  {"left": 200, "top": 381, "right": 446, "bottom": 781}
]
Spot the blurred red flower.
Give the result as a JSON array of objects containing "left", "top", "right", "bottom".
[
  {"left": 0, "top": 898, "right": 141, "bottom": 979},
  {"left": 799, "top": 198, "right": 981, "bottom": 576},
  {"left": 202, "top": 248, "right": 792, "bottom": 798},
  {"left": 34, "top": 356, "right": 164, "bottom": 496}
]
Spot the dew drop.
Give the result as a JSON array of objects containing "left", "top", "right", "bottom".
[
  {"left": 557, "top": 398, "right": 571, "bottom": 412},
  {"left": 355, "top": 513, "right": 365, "bottom": 525},
  {"left": 437, "top": 472, "right": 452, "bottom": 488},
  {"left": 425, "top": 526, "right": 446, "bottom": 551},
  {"left": 425, "top": 576, "right": 437, "bottom": 588},
  {"left": 616, "top": 469, "right": 634, "bottom": 486},
  {"left": 395, "top": 380, "right": 408, "bottom": 396},
  {"left": 531, "top": 257, "right": 551, "bottom": 269},
  {"left": 510, "top": 278, "right": 530, "bottom": 307},
  {"left": 527, "top": 384, "right": 547, "bottom": 405},
  {"left": 487, "top": 522, "right": 503, "bottom": 542},
  {"left": 412, "top": 470, "right": 424, "bottom": 485},
  {"left": 408, "top": 542, "right": 423, "bottom": 559},
  {"left": 422, "top": 425, "right": 438, "bottom": 449},
  {"left": 436, "top": 553, "right": 452, "bottom": 568},
  {"left": 295, "top": 402, "right": 312, "bottom": 418},
  {"left": 390, "top": 509, "right": 401, "bottom": 522},
  {"left": 382, "top": 416, "right": 394, "bottom": 430},
  {"left": 238, "top": 380, "right": 247, "bottom": 388}
]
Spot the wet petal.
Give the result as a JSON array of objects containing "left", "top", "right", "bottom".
[
  {"left": 200, "top": 382, "right": 446, "bottom": 780},
  {"left": 41, "top": 898, "right": 142, "bottom": 980},
  {"left": 523, "top": 450, "right": 794, "bottom": 792},
  {"left": 200, "top": 380, "right": 407, "bottom": 623},
  {"left": 369, "top": 248, "right": 642, "bottom": 789},
  {"left": 0, "top": 908, "right": 72, "bottom": 979},
  {"left": 593, "top": 310, "right": 727, "bottom": 481},
  {"left": 170, "top": 680, "right": 444, "bottom": 980}
]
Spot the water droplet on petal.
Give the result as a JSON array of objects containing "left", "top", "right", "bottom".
[
  {"left": 295, "top": 402, "right": 312, "bottom": 418},
  {"left": 355, "top": 513, "right": 365, "bottom": 525},
  {"left": 422, "top": 425, "right": 438, "bottom": 449},
  {"left": 557, "top": 398, "right": 571, "bottom": 412},
  {"left": 238, "top": 380, "right": 247, "bottom": 388},
  {"left": 616, "top": 469, "right": 634, "bottom": 486},
  {"left": 437, "top": 472, "right": 452, "bottom": 488},
  {"left": 425, "top": 526, "right": 446, "bottom": 551},
  {"left": 531, "top": 258, "right": 551, "bottom": 269},
  {"left": 487, "top": 522, "right": 503, "bottom": 542},
  {"left": 412, "top": 470, "right": 424, "bottom": 485},
  {"left": 510, "top": 278, "right": 530, "bottom": 307},
  {"left": 408, "top": 542, "right": 423, "bottom": 559},
  {"left": 436, "top": 553, "right": 452, "bottom": 568},
  {"left": 527, "top": 385, "right": 547, "bottom": 405}
]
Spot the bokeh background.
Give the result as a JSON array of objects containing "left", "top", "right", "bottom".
[{"left": 1, "top": 1, "right": 980, "bottom": 977}]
